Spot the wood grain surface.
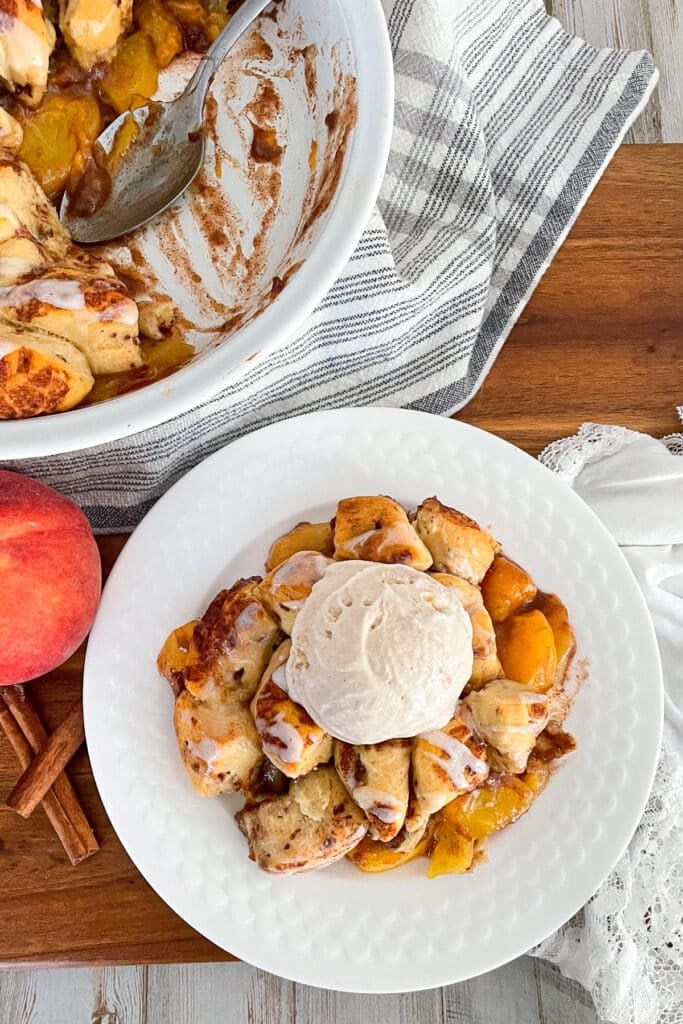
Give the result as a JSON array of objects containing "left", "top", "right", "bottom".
[
  {"left": 0, "top": 144, "right": 681, "bottom": 974},
  {"left": 0, "top": 960, "right": 602, "bottom": 1024},
  {"left": 548, "top": 0, "right": 683, "bottom": 144}
]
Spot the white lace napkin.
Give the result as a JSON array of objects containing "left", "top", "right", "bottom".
[{"left": 531, "top": 415, "right": 683, "bottom": 1024}]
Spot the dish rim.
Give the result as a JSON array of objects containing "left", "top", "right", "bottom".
[{"left": 0, "top": 0, "right": 395, "bottom": 459}]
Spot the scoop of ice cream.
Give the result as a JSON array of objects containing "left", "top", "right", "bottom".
[{"left": 286, "top": 561, "right": 473, "bottom": 744}]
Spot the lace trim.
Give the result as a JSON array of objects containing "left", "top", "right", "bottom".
[
  {"left": 534, "top": 416, "right": 683, "bottom": 1024},
  {"left": 539, "top": 423, "right": 644, "bottom": 482},
  {"left": 540, "top": 420, "right": 683, "bottom": 481},
  {"left": 530, "top": 739, "right": 683, "bottom": 1024}
]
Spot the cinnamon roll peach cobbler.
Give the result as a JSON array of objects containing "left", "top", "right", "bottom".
[
  {"left": 0, "top": 0, "right": 241, "bottom": 417},
  {"left": 157, "top": 496, "right": 578, "bottom": 877}
]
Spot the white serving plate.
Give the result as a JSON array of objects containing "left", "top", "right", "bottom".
[
  {"left": 83, "top": 408, "right": 663, "bottom": 992},
  {"left": 1, "top": 1, "right": 393, "bottom": 458}
]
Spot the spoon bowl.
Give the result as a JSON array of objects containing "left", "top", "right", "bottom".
[
  {"left": 60, "top": 0, "right": 271, "bottom": 244},
  {"left": 61, "top": 101, "right": 206, "bottom": 244}
]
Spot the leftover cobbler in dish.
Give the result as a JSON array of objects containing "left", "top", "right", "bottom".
[
  {"left": 0, "top": 0, "right": 242, "bottom": 417},
  {"left": 158, "top": 495, "right": 578, "bottom": 877}
]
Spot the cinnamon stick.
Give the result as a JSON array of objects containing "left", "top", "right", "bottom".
[
  {"left": 3, "top": 686, "right": 98, "bottom": 858},
  {"left": 6, "top": 701, "right": 85, "bottom": 817},
  {"left": 0, "top": 698, "right": 88, "bottom": 865}
]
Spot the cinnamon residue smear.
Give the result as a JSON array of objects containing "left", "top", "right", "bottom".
[
  {"left": 303, "top": 80, "right": 358, "bottom": 239},
  {"left": 204, "top": 95, "right": 221, "bottom": 177},
  {"left": 88, "top": 3, "right": 359, "bottom": 404},
  {"left": 549, "top": 656, "right": 589, "bottom": 726},
  {"left": 251, "top": 125, "right": 283, "bottom": 164},
  {"left": 294, "top": 44, "right": 318, "bottom": 99},
  {"left": 270, "top": 260, "right": 303, "bottom": 298}
]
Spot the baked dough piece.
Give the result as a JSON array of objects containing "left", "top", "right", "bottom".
[
  {"left": 265, "top": 521, "right": 334, "bottom": 571},
  {"left": 0, "top": 109, "right": 23, "bottom": 151},
  {"left": 251, "top": 641, "right": 332, "bottom": 778},
  {"left": 0, "top": 268, "right": 142, "bottom": 374},
  {"left": 405, "top": 715, "right": 489, "bottom": 832},
  {"left": 333, "top": 495, "right": 432, "bottom": 569},
  {"left": 59, "top": 0, "right": 132, "bottom": 68},
  {"left": 157, "top": 619, "right": 199, "bottom": 697},
  {"left": 257, "top": 550, "right": 332, "bottom": 634},
  {"left": 415, "top": 497, "right": 498, "bottom": 584},
  {"left": 0, "top": 0, "right": 55, "bottom": 106},
  {"left": 462, "top": 678, "right": 549, "bottom": 773},
  {"left": 173, "top": 689, "right": 263, "bottom": 798},
  {"left": 0, "top": 326, "right": 94, "bottom": 417},
  {"left": 334, "top": 738, "right": 411, "bottom": 842},
  {"left": 236, "top": 765, "right": 367, "bottom": 873},
  {"left": 432, "top": 572, "right": 502, "bottom": 688},
  {"left": 185, "top": 578, "right": 281, "bottom": 702},
  {"left": 0, "top": 158, "right": 70, "bottom": 264}
]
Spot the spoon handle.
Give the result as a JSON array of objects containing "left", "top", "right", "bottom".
[{"left": 184, "top": 0, "right": 273, "bottom": 122}]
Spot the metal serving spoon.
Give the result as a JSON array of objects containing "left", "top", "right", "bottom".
[{"left": 61, "top": 0, "right": 271, "bottom": 244}]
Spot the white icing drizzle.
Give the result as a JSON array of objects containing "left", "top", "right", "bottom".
[
  {"left": 0, "top": 278, "right": 86, "bottom": 310},
  {"left": 234, "top": 602, "right": 260, "bottom": 631},
  {"left": 258, "top": 711, "right": 304, "bottom": 765},
  {"left": 187, "top": 736, "right": 221, "bottom": 771},
  {"left": 281, "top": 598, "right": 306, "bottom": 611},
  {"left": 272, "top": 550, "right": 330, "bottom": 586},
  {"left": 420, "top": 729, "right": 488, "bottom": 789},
  {"left": 100, "top": 298, "right": 138, "bottom": 325},
  {"left": 351, "top": 785, "right": 403, "bottom": 823},
  {"left": 345, "top": 524, "right": 408, "bottom": 555}
]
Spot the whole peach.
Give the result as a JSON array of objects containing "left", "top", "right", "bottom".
[{"left": 0, "top": 471, "right": 101, "bottom": 686}]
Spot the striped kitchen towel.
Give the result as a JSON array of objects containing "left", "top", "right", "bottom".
[{"left": 9, "top": 0, "right": 657, "bottom": 529}]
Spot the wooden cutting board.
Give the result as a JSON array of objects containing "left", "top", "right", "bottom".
[{"left": 1, "top": 143, "right": 681, "bottom": 968}]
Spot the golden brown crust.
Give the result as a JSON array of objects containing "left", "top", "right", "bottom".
[
  {"left": 462, "top": 679, "right": 549, "bottom": 774},
  {"left": 235, "top": 765, "right": 367, "bottom": 873},
  {"left": 256, "top": 550, "right": 332, "bottom": 635},
  {"left": 0, "top": 338, "right": 93, "bottom": 417},
  {"left": 334, "top": 738, "right": 411, "bottom": 842},
  {"left": 251, "top": 641, "right": 333, "bottom": 778},
  {"left": 265, "top": 521, "right": 334, "bottom": 571},
  {"left": 415, "top": 497, "right": 498, "bottom": 584},
  {"left": 185, "top": 578, "right": 281, "bottom": 702},
  {"left": 173, "top": 689, "right": 264, "bottom": 798},
  {"left": 157, "top": 619, "right": 198, "bottom": 696},
  {"left": 527, "top": 724, "right": 577, "bottom": 769},
  {"left": 333, "top": 495, "right": 432, "bottom": 569},
  {"left": 431, "top": 572, "right": 503, "bottom": 688},
  {"left": 406, "top": 715, "right": 489, "bottom": 831}
]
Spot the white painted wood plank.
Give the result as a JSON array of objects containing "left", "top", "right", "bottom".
[
  {"left": 548, "top": 0, "right": 683, "bottom": 144},
  {"left": 91, "top": 966, "right": 146, "bottom": 1024},
  {"left": 146, "top": 962, "right": 295, "bottom": 1024},
  {"left": 147, "top": 963, "right": 248, "bottom": 1023},
  {"left": 0, "top": 968, "right": 96, "bottom": 1024},
  {"left": 646, "top": 0, "right": 683, "bottom": 142},
  {"left": 294, "top": 984, "right": 404, "bottom": 1024},
  {"left": 443, "top": 957, "right": 540, "bottom": 1024},
  {"left": 247, "top": 968, "right": 295, "bottom": 1024},
  {"left": 533, "top": 959, "right": 600, "bottom": 1024},
  {"left": 399, "top": 988, "right": 444, "bottom": 1024}
]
